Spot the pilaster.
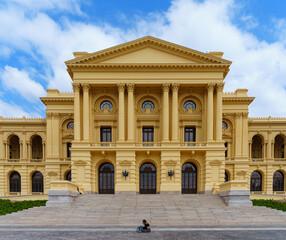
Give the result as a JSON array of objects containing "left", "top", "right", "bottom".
[
  {"left": 215, "top": 83, "right": 224, "bottom": 141},
  {"left": 162, "top": 83, "right": 170, "bottom": 142},
  {"left": 127, "top": 83, "right": 135, "bottom": 143},
  {"left": 172, "top": 83, "right": 179, "bottom": 142},
  {"left": 82, "top": 83, "right": 90, "bottom": 142},
  {"left": 207, "top": 83, "right": 214, "bottom": 142},
  {"left": 117, "top": 83, "right": 125, "bottom": 142},
  {"left": 72, "top": 83, "right": 81, "bottom": 141}
]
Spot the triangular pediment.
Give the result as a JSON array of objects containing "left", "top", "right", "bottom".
[{"left": 65, "top": 36, "right": 231, "bottom": 65}]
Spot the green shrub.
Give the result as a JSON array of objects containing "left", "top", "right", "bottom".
[
  {"left": 0, "top": 199, "right": 47, "bottom": 215},
  {"left": 252, "top": 199, "right": 286, "bottom": 212}
]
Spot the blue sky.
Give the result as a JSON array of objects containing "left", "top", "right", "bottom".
[{"left": 0, "top": 0, "right": 286, "bottom": 117}]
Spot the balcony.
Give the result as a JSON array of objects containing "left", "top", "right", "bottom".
[
  {"left": 7, "top": 159, "right": 20, "bottom": 163},
  {"left": 251, "top": 158, "right": 264, "bottom": 163},
  {"left": 274, "top": 158, "right": 286, "bottom": 162},
  {"left": 30, "top": 159, "right": 43, "bottom": 163}
]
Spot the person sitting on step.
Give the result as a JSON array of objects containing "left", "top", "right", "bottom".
[{"left": 142, "top": 219, "right": 151, "bottom": 232}]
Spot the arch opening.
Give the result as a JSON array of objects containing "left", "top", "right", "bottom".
[
  {"left": 252, "top": 135, "right": 263, "bottom": 159},
  {"left": 32, "top": 171, "right": 43, "bottom": 193},
  {"left": 9, "top": 171, "right": 21, "bottom": 193},
  {"left": 9, "top": 135, "right": 20, "bottom": 159},
  {"left": 182, "top": 162, "right": 197, "bottom": 194},
  {"left": 31, "top": 135, "right": 43, "bottom": 159},
  {"left": 273, "top": 171, "right": 284, "bottom": 191},
  {"left": 140, "top": 162, "right": 156, "bottom": 194},
  {"left": 98, "top": 163, "right": 114, "bottom": 194},
  {"left": 250, "top": 171, "right": 262, "bottom": 192},
  {"left": 274, "top": 135, "right": 284, "bottom": 159}
]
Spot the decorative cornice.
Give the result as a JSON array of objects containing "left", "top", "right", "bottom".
[{"left": 222, "top": 97, "right": 255, "bottom": 104}]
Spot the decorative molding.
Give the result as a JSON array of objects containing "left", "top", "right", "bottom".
[
  {"left": 82, "top": 83, "right": 90, "bottom": 92},
  {"left": 117, "top": 83, "right": 125, "bottom": 92},
  {"left": 48, "top": 171, "right": 58, "bottom": 176},
  {"left": 235, "top": 112, "right": 243, "bottom": 117},
  {"left": 236, "top": 170, "right": 247, "bottom": 176},
  {"left": 216, "top": 83, "right": 224, "bottom": 92},
  {"left": 72, "top": 82, "right": 80, "bottom": 92},
  {"left": 127, "top": 83, "right": 135, "bottom": 92},
  {"left": 209, "top": 160, "right": 221, "bottom": 165},
  {"left": 163, "top": 160, "right": 177, "bottom": 166},
  {"left": 206, "top": 83, "right": 215, "bottom": 92},
  {"left": 74, "top": 160, "right": 87, "bottom": 165},
  {"left": 162, "top": 83, "right": 170, "bottom": 92},
  {"left": 172, "top": 83, "right": 180, "bottom": 92}
]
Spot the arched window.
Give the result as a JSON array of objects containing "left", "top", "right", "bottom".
[
  {"left": 65, "top": 171, "right": 71, "bottom": 182},
  {"left": 67, "top": 122, "right": 74, "bottom": 130},
  {"left": 225, "top": 172, "right": 229, "bottom": 182},
  {"left": 183, "top": 100, "right": 196, "bottom": 111},
  {"left": 250, "top": 171, "right": 262, "bottom": 192},
  {"left": 67, "top": 142, "right": 72, "bottom": 158},
  {"left": 274, "top": 135, "right": 284, "bottom": 159},
  {"left": 100, "top": 101, "right": 113, "bottom": 111},
  {"left": 222, "top": 121, "right": 228, "bottom": 130},
  {"left": 9, "top": 171, "right": 21, "bottom": 192},
  {"left": 32, "top": 172, "right": 43, "bottom": 193},
  {"left": 31, "top": 135, "right": 43, "bottom": 159},
  {"left": 142, "top": 101, "right": 155, "bottom": 111},
  {"left": 273, "top": 171, "right": 284, "bottom": 191},
  {"left": 9, "top": 135, "right": 20, "bottom": 159},
  {"left": 252, "top": 135, "right": 263, "bottom": 159}
]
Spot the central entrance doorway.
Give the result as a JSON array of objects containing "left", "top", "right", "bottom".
[
  {"left": 182, "top": 162, "right": 197, "bottom": 194},
  {"left": 99, "top": 163, "right": 114, "bottom": 194},
  {"left": 140, "top": 162, "right": 156, "bottom": 194}
]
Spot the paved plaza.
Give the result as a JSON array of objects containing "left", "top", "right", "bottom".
[{"left": 0, "top": 194, "right": 286, "bottom": 228}]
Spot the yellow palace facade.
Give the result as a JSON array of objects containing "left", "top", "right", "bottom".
[{"left": 0, "top": 37, "right": 286, "bottom": 205}]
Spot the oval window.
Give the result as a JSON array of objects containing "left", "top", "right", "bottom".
[{"left": 67, "top": 122, "right": 74, "bottom": 130}]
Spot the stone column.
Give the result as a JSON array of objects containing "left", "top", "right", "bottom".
[
  {"left": 216, "top": 83, "right": 224, "bottom": 141},
  {"left": 162, "top": 83, "right": 170, "bottom": 142},
  {"left": 207, "top": 83, "right": 214, "bottom": 141},
  {"left": 20, "top": 140, "right": 23, "bottom": 160},
  {"left": 73, "top": 83, "right": 81, "bottom": 141},
  {"left": 242, "top": 112, "right": 249, "bottom": 157},
  {"left": 4, "top": 141, "right": 8, "bottom": 159},
  {"left": 118, "top": 83, "right": 125, "bottom": 142},
  {"left": 249, "top": 141, "right": 252, "bottom": 159},
  {"left": 235, "top": 112, "right": 242, "bottom": 157},
  {"left": 82, "top": 83, "right": 90, "bottom": 141},
  {"left": 172, "top": 83, "right": 179, "bottom": 142},
  {"left": 267, "top": 131, "right": 272, "bottom": 160},
  {"left": 42, "top": 141, "right": 46, "bottom": 160},
  {"left": 127, "top": 83, "right": 135, "bottom": 142}
]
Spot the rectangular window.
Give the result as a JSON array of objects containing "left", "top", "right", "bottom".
[
  {"left": 142, "top": 127, "right": 154, "bottom": 146},
  {"left": 101, "top": 127, "right": 112, "bottom": 142},
  {"left": 184, "top": 127, "right": 196, "bottom": 144}
]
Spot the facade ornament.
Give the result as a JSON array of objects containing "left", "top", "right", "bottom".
[
  {"left": 216, "top": 83, "right": 224, "bottom": 92},
  {"left": 117, "top": 83, "right": 125, "bottom": 92},
  {"left": 72, "top": 82, "right": 81, "bottom": 92},
  {"left": 206, "top": 83, "right": 215, "bottom": 92},
  {"left": 162, "top": 83, "right": 170, "bottom": 92},
  {"left": 48, "top": 171, "right": 58, "bottom": 176},
  {"left": 52, "top": 112, "right": 60, "bottom": 118},
  {"left": 235, "top": 112, "right": 243, "bottom": 117},
  {"left": 127, "top": 83, "right": 135, "bottom": 92},
  {"left": 172, "top": 83, "right": 180, "bottom": 92},
  {"left": 46, "top": 112, "right": 52, "bottom": 118},
  {"left": 242, "top": 112, "right": 249, "bottom": 118},
  {"left": 82, "top": 83, "right": 90, "bottom": 92}
]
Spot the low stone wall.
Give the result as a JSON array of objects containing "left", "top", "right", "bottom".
[
  {"left": 46, "top": 181, "right": 79, "bottom": 207},
  {"left": 219, "top": 181, "right": 253, "bottom": 207}
]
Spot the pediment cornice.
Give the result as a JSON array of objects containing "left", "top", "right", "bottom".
[{"left": 66, "top": 36, "right": 231, "bottom": 66}]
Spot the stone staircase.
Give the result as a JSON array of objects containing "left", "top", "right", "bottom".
[{"left": 1, "top": 194, "right": 286, "bottom": 227}]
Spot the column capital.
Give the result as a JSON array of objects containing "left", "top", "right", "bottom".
[
  {"left": 82, "top": 83, "right": 90, "bottom": 92},
  {"left": 127, "top": 83, "right": 135, "bottom": 92},
  {"left": 162, "top": 83, "right": 170, "bottom": 92},
  {"left": 72, "top": 82, "right": 81, "bottom": 92},
  {"left": 117, "top": 83, "right": 125, "bottom": 92},
  {"left": 172, "top": 83, "right": 180, "bottom": 92},
  {"left": 216, "top": 83, "right": 224, "bottom": 92},
  {"left": 235, "top": 112, "right": 243, "bottom": 117},
  {"left": 242, "top": 112, "right": 249, "bottom": 118},
  {"left": 46, "top": 112, "right": 52, "bottom": 119},
  {"left": 206, "top": 83, "right": 215, "bottom": 92},
  {"left": 52, "top": 112, "right": 60, "bottom": 118}
]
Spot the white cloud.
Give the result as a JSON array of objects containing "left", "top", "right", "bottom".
[
  {"left": 0, "top": 99, "right": 39, "bottom": 118},
  {"left": 0, "top": 0, "right": 286, "bottom": 117},
  {"left": 0, "top": 66, "right": 46, "bottom": 102}
]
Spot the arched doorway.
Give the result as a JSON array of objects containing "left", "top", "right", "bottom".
[
  {"left": 98, "top": 163, "right": 114, "bottom": 194},
  {"left": 250, "top": 171, "right": 262, "bottom": 191},
  {"left": 182, "top": 162, "right": 197, "bottom": 194},
  {"left": 140, "top": 163, "right": 156, "bottom": 194},
  {"left": 225, "top": 172, "right": 229, "bottom": 182},
  {"left": 65, "top": 171, "right": 71, "bottom": 182},
  {"left": 31, "top": 135, "right": 43, "bottom": 159},
  {"left": 32, "top": 172, "right": 44, "bottom": 193},
  {"left": 273, "top": 171, "right": 284, "bottom": 191},
  {"left": 9, "top": 171, "right": 21, "bottom": 192}
]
